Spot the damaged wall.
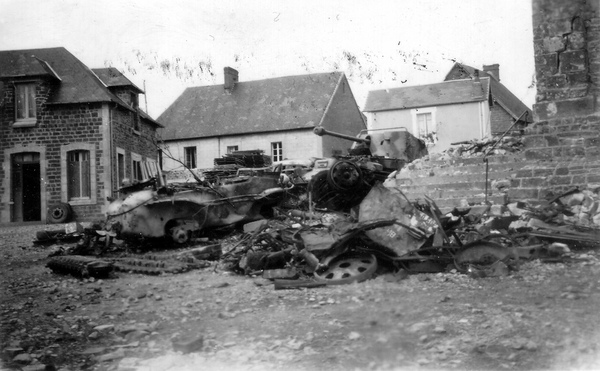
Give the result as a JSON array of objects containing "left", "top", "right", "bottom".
[{"left": 510, "top": 0, "right": 600, "bottom": 201}]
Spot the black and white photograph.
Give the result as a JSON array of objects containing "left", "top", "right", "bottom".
[{"left": 1, "top": 0, "right": 600, "bottom": 370}]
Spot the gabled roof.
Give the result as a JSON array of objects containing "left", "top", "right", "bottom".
[
  {"left": 0, "top": 47, "right": 161, "bottom": 127},
  {"left": 92, "top": 67, "right": 144, "bottom": 94},
  {"left": 158, "top": 72, "right": 344, "bottom": 141},
  {"left": 444, "top": 62, "right": 533, "bottom": 122},
  {"left": 363, "top": 78, "right": 490, "bottom": 112}
]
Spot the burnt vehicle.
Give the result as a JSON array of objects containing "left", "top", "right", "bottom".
[
  {"left": 106, "top": 169, "right": 287, "bottom": 244},
  {"left": 309, "top": 126, "right": 428, "bottom": 211}
]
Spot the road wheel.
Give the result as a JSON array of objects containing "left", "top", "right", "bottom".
[{"left": 48, "top": 203, "right": 72, "bottom": 223}]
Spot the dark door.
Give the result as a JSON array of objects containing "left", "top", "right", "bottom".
[{"left": 11, "top": 152, "right": 41, "bottom": 222}]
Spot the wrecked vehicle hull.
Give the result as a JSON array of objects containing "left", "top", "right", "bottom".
[{"left": 106, "top": 176, "right": 285, "bottom": 242}]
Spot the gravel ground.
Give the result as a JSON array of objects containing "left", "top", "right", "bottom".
[{"left": 2, "top": 223, "right": 600, "bottom": 371}]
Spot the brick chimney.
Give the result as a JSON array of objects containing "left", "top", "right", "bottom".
[
  {"left": 483, "top": 64, "right": 500, "bottom": 81},
  {"left": 224, "top": 67, "right": 238, "bottom": 93}
]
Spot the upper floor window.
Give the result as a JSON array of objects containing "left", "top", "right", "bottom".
[
  {"left": 116, "top": 148, "right": 126, "bottom": 187},
  {"left": 15, "top": 83, "right": 37, "bottom": 127},
  {"left": 271, "top": 142, "right": 283, "bottom": 162},
  {"left": 184, "top": 146, "right": 197, "bottom": 169},
  {"left": 67, "top": 150, "right": 91, "bottom": 200},
  {"left": 132, "top": 112, "right": 140, "bottom": 133}
]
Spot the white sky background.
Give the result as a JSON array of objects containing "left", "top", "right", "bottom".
[{"left": 1, "top": 0, "right": 535, "bottom": 119}]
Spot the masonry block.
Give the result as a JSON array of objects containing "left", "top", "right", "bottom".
[
  {"left": 534, "top": 96, "right": 595, "bottom": 120},
  {"left": 543, "top": 36, "right": 566, "bottom": 53},
  {"left": 567, "top": 31, "right": 586, "bottom": 50},
  {"left": 524, "top": 147, "right": 553, "bottom": 160},
  {"left": 508, "top": 188, "right": 540, "bottom": 201},
  {"left": 559, "top": 50, "right": 587, "bottom": 72}
]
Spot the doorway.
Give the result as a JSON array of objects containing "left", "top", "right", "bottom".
[{"left": 11, "top": 152, "right": 41, "bottom": 222}]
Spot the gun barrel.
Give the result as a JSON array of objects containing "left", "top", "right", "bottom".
[{"left": 313, "top": 126, "right": 370, "bottom": 144}]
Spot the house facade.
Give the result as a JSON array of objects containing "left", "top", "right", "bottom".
[
  {"left": 363, "top": 64, "right": 533, "bottom": 154},
  {"left": 157, "top": 68, "right": 366, "bottom": 171},
  {"left": 363, "top": 77, "right": 493, "bottom": 153},
  {"left": 0, "top": 47, "right": 161, "bottom": 224},
  {"left": 444, "top": 63, "right": 533, "bottom": 134}
]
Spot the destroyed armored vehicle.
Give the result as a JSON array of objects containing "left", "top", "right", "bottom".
[
  {"left": 309, "top": 126, "right": 428, "bottom": 211},
  {"left": 106, "top": 170, "right": 286, "bottom": 243}
]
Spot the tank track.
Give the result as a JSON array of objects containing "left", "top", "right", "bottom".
[
  {"left": 46, "top": 255, "right": 114, "bottom": 278},
  {"left": 109, "top": 254, "right": 211, "bottom": 275}
]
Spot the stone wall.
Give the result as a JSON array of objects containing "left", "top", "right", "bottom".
[{"left": 512, "top": 0, "right": 600, "bottom": 200}]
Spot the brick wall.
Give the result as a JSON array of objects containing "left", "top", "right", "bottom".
[{"left": 490, "top": 104, "right": 517, "bottom": 135}]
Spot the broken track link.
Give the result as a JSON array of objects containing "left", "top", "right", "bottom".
[
  {"left": 46, "top": 255, "right": 114, "bottom": 278},
  {"left": 109, "top": 254, "right": 210, "bottom": 275}
]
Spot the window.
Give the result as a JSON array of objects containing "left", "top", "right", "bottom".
[
  {"left": 227, "top": 145, "right": 238, "bottom": 154},
  {"left": 184, "top": 146, "right": 197, "bottom": 169},
  {"left": 67, "top": 150, "right": 91, "bottom": 200},
  {"left": 412, "top": 108, "right": 437, "bottom": 145},
  {"left": 271, "top": 142, "right": 283, "bottom": 162},
  {"left": 132, "top": 111, "right": 140, "bottom": 132},
  {"left": 131, "top": 153, "right": 143, "bottom": 182},
  {"left": 61, "top": 143, "right": 96, "bottom": 205},
  {"left": 15, "top": 83, "right": 37, "bottom": 126},
  {"left": 416, "top": 113, "right": 433, "bottom": 137},
  {"left": 116, "top": 148, "right": 125, "bottom": 186}
]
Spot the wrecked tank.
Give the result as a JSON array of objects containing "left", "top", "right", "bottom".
[
  {"left": 106, "top": 172, "right": 286, "bottom": 244},
  {"left": 310, "top": 126, "right": 428, "bottom": 211}
]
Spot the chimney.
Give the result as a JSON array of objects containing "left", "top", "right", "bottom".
[
  {"left": 473, "top": 69, "right": 480, "bottom": 82},
  {"left": 483, "top": 64, "right": 500, "bottom": 81},
  {"left": 472, "top": 70, "right": 483, "bottom": 98},
  {"left": 224, "top": 67, "right": 238, "bottom": 93}
]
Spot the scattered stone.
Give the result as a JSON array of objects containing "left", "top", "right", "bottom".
[
  {"left": 96, "top": 348, "right": 126, "bottom": 362},
  {"left": 348, "top": 332, "right": 361, "bottom": 340},
  {"left": 12, "top": 353, "right": 32, "bottom": 364},
  {"left": 172, "top": 335, "right": 204, "bottom": 354}
]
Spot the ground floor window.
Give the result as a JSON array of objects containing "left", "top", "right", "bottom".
[
  {"left": 227, "top": 145, "right": 239, "bottom": 154},
  {"left": 60, "top": 143, "right": 96, "bottom": 205},
  {"left": 67, "top": 150, "right": 91, "bottom": 200},
  {"left": 271, "top": 142, "right": 283, "bottom": 162},
  {"left": 116, "top": 148, "right": 126, "bottom": 187},
  {"left": 184, "top": 146, "right": 197, "bottom": 169}
]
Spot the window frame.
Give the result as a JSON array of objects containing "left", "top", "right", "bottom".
[
  {"left": 184, "top": 146, "right": 197, "bottom": 169},
  {"left": 227, "top": 145, "right": 239, "bottom": 154},
  {"left": 271, "top": 142, "right": 283, "bottom": 162},
  {"left": 60, "top": 143, "right": 97, "bottom": 205},
  {"left": 131, "top": 152, "right": 143, "bottom": 182},
  {"left": 13, "top": 82, "right": 37, "bottom": 127},
  {"left": 116, "top": 147, "right": 126, "bottom": 187},
  {"left": 411, "top": 107, "right": 437, "bottom": 145}
]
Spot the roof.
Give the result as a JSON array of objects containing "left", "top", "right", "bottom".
[
  {"left": 158, "top": 72, "right": 344, "bottom": 140},
  {"left": 444, "top": 62, "right": 533, "bottom": 122},
  {"left": 0, "top": 47, "right": 161, "bottom": 127},
  {"left": 363, "top": 78, "right": 490, "bottom": 112},
  {"left": 92, "top": 67, "right": 144, "bottom": 94}
]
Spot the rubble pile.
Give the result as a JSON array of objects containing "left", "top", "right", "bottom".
[{"left": 404, "top": 134, "right": 524, "bottom": 170}]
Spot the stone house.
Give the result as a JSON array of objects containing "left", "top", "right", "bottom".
[
  {"left": 157, "top": 68, "right": 366, "bottom": 171},
  {"left": 0, "top": 47, "right": 162, "bottom": 224}
]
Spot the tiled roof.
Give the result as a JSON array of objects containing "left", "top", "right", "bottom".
[
  {"left": 444, "top": 62, "right": 533, "bottom": 122},
  {"left": 0, "top": 47, "right": 161, "bottom": 127},
  {"left": 363, "top": 78, "right": 490, "bottom": 112},
  {"left": 158, "top": 72, "right": 344, "bottom": 141},
  {"left": 92, "top": 67, "right": 144, "bottom": 94}
]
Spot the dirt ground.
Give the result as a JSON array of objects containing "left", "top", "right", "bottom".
[{"left": 2, "top": 223, "right": 600, "bottom": 371}]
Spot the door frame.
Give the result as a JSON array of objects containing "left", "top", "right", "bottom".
[{"left": 2, "top": 145, "right": 47, "bottom": 223}]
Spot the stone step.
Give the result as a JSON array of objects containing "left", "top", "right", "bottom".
[
  {"left": 408, "top": 195, "right": 508, "bottom": 213},
  {"left": 395, "top": 171, "right": 515, "bottom": 187}
]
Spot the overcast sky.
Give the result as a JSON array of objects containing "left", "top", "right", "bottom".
[{"left": 1, "top": 0, "right": 535, "bottom": 118}]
